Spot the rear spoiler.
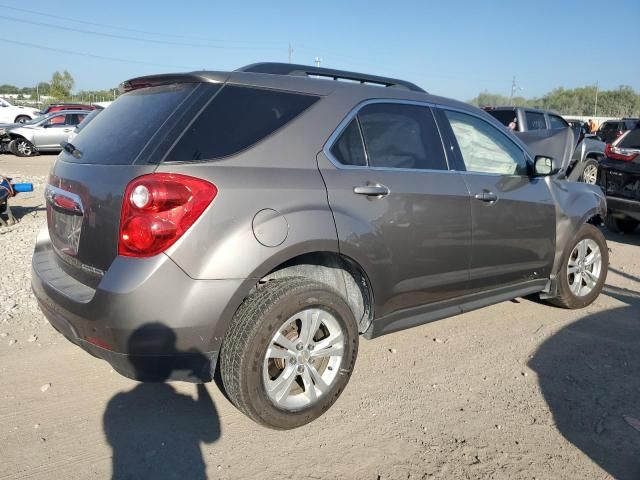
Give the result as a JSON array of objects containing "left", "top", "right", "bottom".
[
  {"left": 514, "top": 128, "right": 575, "bottom": 177},
  {"left": 119, "top": 72, "right": 229, "bottom": 93}
]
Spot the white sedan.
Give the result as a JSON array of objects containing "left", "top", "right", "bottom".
[{"left": 0, "top": 98, "right": 41, "bottom": 124}]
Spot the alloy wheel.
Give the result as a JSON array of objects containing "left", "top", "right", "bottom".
[
  {"left": 17, "top": 140, "right": 33, "bottom": 156},
  {"left": 262, "top": 307, "right": 344, "bottom": 410},
  {"left": 567, "top": 239, "right": 602, "bottom": 297},
  {"left": 582, "top": 164, "right": 598, "bottom": 185}
]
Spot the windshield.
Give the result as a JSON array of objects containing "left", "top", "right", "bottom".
[{"left": 23, "top": 114, "right": 47, "bottom": 125}]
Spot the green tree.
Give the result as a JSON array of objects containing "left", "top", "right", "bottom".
[
  {"left": 470, "top": 85, "right": 640, "bottom": 117},
  {"left": 37, "top": 82, "right": 51, "bottom": 96},
  {"left": 50, "top": 70, "right": 75, "bottom": 99}
]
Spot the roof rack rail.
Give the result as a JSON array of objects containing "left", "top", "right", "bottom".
[{"left": 237, "top": 62, "right": 426, "bottom": 93}]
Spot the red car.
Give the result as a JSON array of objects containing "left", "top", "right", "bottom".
[{"left": 40, "top": 103, "right": 99, "bottom": 115}]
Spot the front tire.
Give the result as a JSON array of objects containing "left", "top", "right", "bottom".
[
  {"left": 14, "top": 115, "right": 30, "bottom": 124},
  {"left": 549, "top": 224, "right": 608, "bottom": 309},
  {"left": 605, "top": 215, "right": 638, "bottom": 234},
  {"left": 220, "top": 277, "right": 358, "bottom": 429},
  {"left": 8, "top": 138, "right": 37, "bottom": 157}
]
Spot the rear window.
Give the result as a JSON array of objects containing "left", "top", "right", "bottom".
[
  {"left": 485, "top": 109, "right": 516, "bottom": 127},
  {"left": 601, "top": 122, "right": 620, "bottom": 131},
  {"left": 619, "top": 129, "right": 640, "bottom": 149},
  {"left": 166, "top": 86, "right": 319, "bottom": 162},
  {"left": 65, "top": 83, "right": 199, "bottom": 164},
  {"left": 75, "top": 109, "right": 101, "bottom": 133}
]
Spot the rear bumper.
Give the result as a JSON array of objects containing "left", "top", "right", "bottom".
[
  {"left": 32, "top": 226, "right": 249, "bottom": 382},
  {"left": 606, "top": 196, "right": 640, "bottom": 221}
]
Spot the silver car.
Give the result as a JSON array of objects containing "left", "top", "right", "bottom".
[{"left": 5, "top": 110, "right": 90, "bottom": 156}]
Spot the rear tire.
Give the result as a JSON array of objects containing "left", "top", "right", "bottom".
[
  {"left": 220, "top": 277, "right": 358, "bottom": 429},
  {"left": 605, "top": 215, "right": 639, "bottom": 234},
  {"left": 8, "top": 138, "right": 36, "bottom": 157},
  {"left": 548, "top": 224, "right": 608, "bottom": 309},
  {"left": 580, "top": 158, "right": 599, "bottom": 184}
]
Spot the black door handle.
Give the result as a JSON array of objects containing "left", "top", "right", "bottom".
[
  {"left": 353, "top": 184, "right": 390, "bottom": 197},
  {"left": 473, "top": 191, "right": 498, "bottom": 202}
]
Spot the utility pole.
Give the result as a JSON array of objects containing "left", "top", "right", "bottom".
[
  {"left": 594, "top": 81, "right": 599, "bottom": 117},
  {"left": 288, "top": 43, "right": 293, "bottom": 63},
  {"left": 314, "top": 56, "right": 322, "bottom": 67},
  {"left": 509, "top": 76, "right": 521, "bottom": 105}
]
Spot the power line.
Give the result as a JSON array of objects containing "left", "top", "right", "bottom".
[
  {"left": 0, "top": 37, "right": 199, "bottom": 70},
  {"left": 0, "top": 15, "right": 280, "bottom": 51},
  {"left": 0, "top": 4, "right": 283, "bottom": 46}
]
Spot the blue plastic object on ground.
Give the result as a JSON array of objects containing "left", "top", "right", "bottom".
[{"left": 12, "top": 183, "right": 33, "bottom": 193}]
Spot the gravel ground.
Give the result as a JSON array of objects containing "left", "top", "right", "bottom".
[{"left": 0, "top": 153, "right": 639, "bottom": 480}]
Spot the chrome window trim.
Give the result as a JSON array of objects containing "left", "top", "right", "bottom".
[
  {"left": 322, "top": 98, "right": 453, "bottom": 174},
  {"left": 45, "top": 184, "right": 85, "bottom": 215}
]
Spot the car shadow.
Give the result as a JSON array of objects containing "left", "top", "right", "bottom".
[
  {"left": 603, "top": 228, "right": 640, "bottom": 246},
  {"left": 3, "top": 204, "right": 46, "bottom": 222},
  {"left": 528, "top": 287, "right": 640, "bottom": 479},
  {"left": 103, "top": 323, "right": 221, "bottom": 480}
]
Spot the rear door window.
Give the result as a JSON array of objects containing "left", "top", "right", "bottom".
[
  {"left": 549, "top": 115, "right": 568, "bottom": 129},
  {"left": 167, "top": 86, "right": 319, "bottom": 162},
  {"left": 330, "top": 118, "right": 366, "bottom": 166},
  {"left": 357, "top": 103, "right": 447, "bottom": 170},
  {"left": 526, "top": 112, "right": 547, "bottom": 130}
]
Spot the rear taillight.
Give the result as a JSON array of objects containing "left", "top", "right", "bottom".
[
  {"left": 118, "top": 173, "right": 217, "bottom": 257},
  {"left": 604, "top": 142, "right": 639, "bottom": 162}
]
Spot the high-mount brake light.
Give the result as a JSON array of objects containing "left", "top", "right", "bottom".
[{"left": 118, "top": 173, "right": 217, "bottom": 257}]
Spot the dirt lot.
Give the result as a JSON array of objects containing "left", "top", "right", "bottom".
[{"left": 1, "top": 153, "right": 639, "bottom": 480}]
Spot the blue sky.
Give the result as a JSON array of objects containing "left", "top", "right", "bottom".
[{"left": 0, "top": 0, "right": 638, "bottom": 100}]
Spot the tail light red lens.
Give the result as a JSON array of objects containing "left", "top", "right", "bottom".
[
  {"left": 605, "top": 143, "right": 639, "bottom": 162},
  {"left": 119, "top": 173, "right": 217, "bottom": 257}
]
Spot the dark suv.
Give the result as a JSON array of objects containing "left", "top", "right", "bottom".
[
  {"left": 32, "top": 63, "right": 608, "bottom": 429},
  {"left": 597, "top": 118, "right": 640, "bottom": 144},
  {"left": 598, "top": 124, "right": 640, "bottom": 233},
  {"left": 484, "top": 106, "right": 605, "bottom": 184}
]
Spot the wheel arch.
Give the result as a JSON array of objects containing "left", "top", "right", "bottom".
[
  {"left": 260, "top": 251, "right": 374, "bottom": 333},
  {"left": 13, "top": 114, "right": 32, "bottom": 123}
]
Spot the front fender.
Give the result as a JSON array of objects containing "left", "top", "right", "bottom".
[{"left": 547, "top": 178, "right": 606, "bottom": 275}]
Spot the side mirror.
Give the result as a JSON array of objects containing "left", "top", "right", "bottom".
[{"left": 533, "top": 156, "right": 560, "bottom": 176}]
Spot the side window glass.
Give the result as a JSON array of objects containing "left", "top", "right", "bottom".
[
  {"left": 549, "top": 115, "right": 567, "bottom": 129},
  {"left": 444, "top": 110, "right": 527, "bottom": 176},
  {"left": 526, "top": 112, "right": 546, "bottom": 130},
  {"left": 357, "top": 103, "right": 447, "bottom": 170},
  {"left": 330, "top": 118, "right": 366, "bottom": 166},
  {"left": 47, "top": 115, "right": 65, "bottom": 126}
]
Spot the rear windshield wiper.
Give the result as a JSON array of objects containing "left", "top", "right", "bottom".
[{"left": 61, "top": 141, "right": 83, "bottom": 159}]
